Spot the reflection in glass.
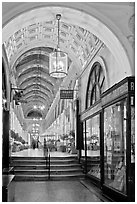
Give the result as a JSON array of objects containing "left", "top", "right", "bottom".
[
  {"left": 86, "top": 115, "right": 100, "bottom": 179},
  {"left": 104, "top": 99, "right": 127, "bottom": 194},
  {"left": 131, "top": 101, "right": 135, "bottom": 163},
  {"left": 82, "top": 122, "right": 86, "bottom": 157}
]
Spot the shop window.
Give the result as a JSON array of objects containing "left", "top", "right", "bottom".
[
  {"left": 86, "top": 115, "right": 100, "bottom": 179},
  {"left": 104, "top": 99, "right": 127, "bottom": 194},
  {"left": 86, "top": 62, "right": 105, "bottom": 108},
  {"left": 131, "top": 97, "right": 135, "bottom": 163},
  {"left": 82, "top": 122, "right": 86, "bottom": 157}
]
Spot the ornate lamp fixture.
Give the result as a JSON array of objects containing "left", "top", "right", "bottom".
[{"left": 49, "top": 14, "right": 68, "bottom": 78}]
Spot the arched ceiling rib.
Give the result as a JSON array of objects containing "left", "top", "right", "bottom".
[
  {"left": 17, "top": 66, "right": 50, "bottom": 79},
  {"left": 18, "top": 76, "right": 54, "bottom": 88},
  {"left": 17, "top": 74, "right": 54, "bottom": 87},
  {"left": 23, "top": 90, "right": 52, "bottom": 103},
  {"left": 24, "top": 96, "right": 48, "bottom": 107},
  {"left": 23, "top": 83, "right": 54, "bottom": 96},
  {"left": 19, "top": 81, "right": 54, "bottom": 94}
]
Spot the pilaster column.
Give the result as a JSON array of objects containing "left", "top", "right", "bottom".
[
  {"left": 69, "top": 101, "right": 74, "bottom": 131},
  {"left": 2, "top": 109, "right": 10, "bottom": 169}
]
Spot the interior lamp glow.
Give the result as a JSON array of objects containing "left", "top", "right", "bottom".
[{"left": 49, "top": 14, "right": 68, "bottom": 78}]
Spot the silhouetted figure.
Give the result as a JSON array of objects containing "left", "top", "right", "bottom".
[
  {"left": 32, "top": 139, "right": 36, "bottom": 149},
  {"left": 36, "top": 139, "right": 40, "bottom": 149}
]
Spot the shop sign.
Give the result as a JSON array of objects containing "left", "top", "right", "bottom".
[
  {"left": 102, "top": 82, "right": 128, "bottom": 105},
  {"left": 60, "top": 90, "right": 73, "bottom": 99}
]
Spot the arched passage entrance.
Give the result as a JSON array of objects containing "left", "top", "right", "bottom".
[{"left": 2, "top": 3, "right": 135, "bottom": 201}]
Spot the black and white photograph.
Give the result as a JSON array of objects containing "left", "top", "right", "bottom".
[{"left": 2, "top": 1, "right": 135, "bottom": 202}]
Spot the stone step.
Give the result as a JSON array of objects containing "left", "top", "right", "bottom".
[
  {"left": 14, "top": 174, "right": 85, "bottom": 181},
  {"left": 11, "top": 156, "right": 45, "bottom": 160},
  {"left": 13, "top": 163, "right": 81, "bottom": 170},
  {"left": 11, "top": 156, "right": 85, "bottom": 181},
  {"left": 11, "top": 160, "right": 78, "bottom": 165},
  {"left": 14, "top": 168, "right": 83, "bottom": 175},
  {"left": 11, "top": 156, "right": 77, "bottom": 160}
]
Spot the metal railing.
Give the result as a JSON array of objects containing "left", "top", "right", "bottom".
[
  {"left": 45, "top": 148, "right": 50, "bottom": 180},
  {"left": 48, "top": 153, "right": 50, "bottom": 180}
]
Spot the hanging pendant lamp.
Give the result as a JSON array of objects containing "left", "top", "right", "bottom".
[{"left": 49, "top": 14, "right": 68, "bottom": 78}]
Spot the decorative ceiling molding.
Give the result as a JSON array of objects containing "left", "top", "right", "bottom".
[{"left": 4, "top": 20, "right": 100, "bottom": 69}]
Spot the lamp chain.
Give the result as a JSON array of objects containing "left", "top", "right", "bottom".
[{"left": 57, "top": 14, "right": 61, "bottom": 50}]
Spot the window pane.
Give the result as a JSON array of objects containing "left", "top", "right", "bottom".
[
  {"left": 96, "top": 85, "right": 100, "bottom": 101},
  {"left": 82, "top": 122, "right": 86, "bottom": 156},
  {"left": 91, "top": 88, "right": 95, "bottom": 105},
  {"left": 87, "top": 90, "right": 91, "bottom": 108},
  {"left": 100, "top": 77, "right": 105, "bottom": 94},
  {"left": 86, "top": 62, "right": 105, "bottom": 108},
  {"left": 86, "top": 115, "right": 100, "bottom": 179},
  {"left": 104, "top": 99, "right": 127, "bottom": 194}
]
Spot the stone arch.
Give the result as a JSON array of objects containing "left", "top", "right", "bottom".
[{"left": 2, "top": 3, "right": 133, "bottom": 80}]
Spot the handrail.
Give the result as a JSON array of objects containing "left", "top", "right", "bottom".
[
  {"left": 44, "top": 147, "right": 50, "bottom": 180},
  {"left": 48, "top": 153, "right": 50, "bottom": 180}
]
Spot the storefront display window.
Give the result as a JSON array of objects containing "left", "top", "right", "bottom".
[
  {"left": 82, "top": 122, "right": 86, "bottom": 156},
  {"left": 86, "top": 115, "right": 100, "bottom": 179},
  {"left": 104, "top": 99, "right": 127, "bottom": 194},
  {"left": 131, "top": 96, "right": 135, "bottom": 163}
]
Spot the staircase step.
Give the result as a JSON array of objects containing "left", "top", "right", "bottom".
[
  {"left": 11, "top": 157, "right": 45, "bottom": 160},
  {"left": 11, "top": 156, "right": 77, "bottom": 160},
  {"left": 11, "top": 155, "right": 84, "bottom": 181},
  {"left": 14, "top": 168, "right": 82, "bottom": 175},
  {"left": 11, "top": 161, "right": 78, "bottom": 166},
  {"left": 13, "top": 164, "right": 81, "bottom": 170},
  {"left": 14, "top": 174, "right": 85, "bottom": 181}
]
